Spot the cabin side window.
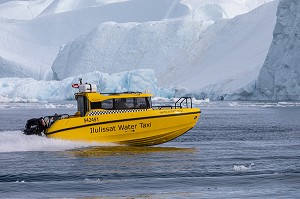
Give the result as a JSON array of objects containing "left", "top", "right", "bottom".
[
  {"left": 136, "top": 97, "right": 148, "bottom": 109},
  {"left": 125, "top": 98, "right": 134, "bottom": 108},
  {"left": 115, "top": 98, "right": 149, "bottom": 109},
  {"left": 115, "top": 98, "right": 130, "bottom": 109},
  {"left": 101, "top": 99, "right": 114, "bottom": 110},
  {"left": 90, "top": 102, "right": 101, "bottom": 110},
  {"left": 89, "top": 97, "right": 152, "bottom": 111}
]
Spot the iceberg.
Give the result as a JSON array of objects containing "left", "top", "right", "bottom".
[
  {"left": 256, "top": 0, "right": 300, "bottom": 100},
  {"left": 52, "top": 0, "right": 278, "bottom": 100},
  {"left": 0, "top": 0, "right": 181, "bottom": 80},
  {"left": 0, "top": 69, "right": 159, "bottom": 101},
  {"left": 51, "top": 20, "right": 211, "bottom": 82},
  {"left": 2, "top": 0, "right": 293, "bottom": 101}
]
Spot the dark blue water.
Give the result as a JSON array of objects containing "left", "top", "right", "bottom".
[{"left": 0, "top": 101, "right": 299, "bottom": 198}]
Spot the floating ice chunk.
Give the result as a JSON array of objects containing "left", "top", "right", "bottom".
[
  {"left": 15, "top": 180, "right": 25, "bottom": 183},
  {"left": 229, "top": 102, "right": 239, "bottom": 107},
  {"left": 192, "top": 98, "right": 210, "bottom": 104},
  {"left": 45, "top": 104, "right": 57, "bottom": 109},
  {"left": 233, "top": 163, "right": 254, "bottom": 172}
]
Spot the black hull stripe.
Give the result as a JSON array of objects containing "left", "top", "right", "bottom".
[{"left": 45, "top": 111, "right": 201, "bottom": 135}]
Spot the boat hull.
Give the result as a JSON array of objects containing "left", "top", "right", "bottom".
[{"left": 45, "top": 108, "right": 200, "bottom": 146}]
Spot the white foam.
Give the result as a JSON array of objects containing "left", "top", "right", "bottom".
[
  {"left": 0, "top": 131, "right": 110, "bottom": 152},
  {"left": 0, "top": 102, "right": 76, "bottom": 109}
]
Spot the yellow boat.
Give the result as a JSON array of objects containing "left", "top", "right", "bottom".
[{"left": 23, "top": 82, "right": 200, "bottom": 146}]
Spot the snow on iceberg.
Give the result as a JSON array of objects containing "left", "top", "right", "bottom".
[
  {"left": 51, "top": 20, "right": 211, "bottom": 81},
  {"left": 0, "top": 55, "right": 34, "bottom": 78},
  {"left": 0, "top": 69, "right": 159, "bottom": 101},
  {"left": 0, "top": 0, "right": 181, "bottom": 80},
  {"left": 179, "top": 0, "right": 274, "bottom": 21},
  {"left": 176, "top": 1, "right": 279, "bottom": 99},
  {"left": 0, "top": 0, "right": 53, "bottom": 20}
]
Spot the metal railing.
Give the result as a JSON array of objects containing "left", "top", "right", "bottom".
[
  {"left": 175, "top": 97, "right": 193, "bottom": 108},
  {"left": 152, "top": 97, "right": 193, "bottom": 110}
]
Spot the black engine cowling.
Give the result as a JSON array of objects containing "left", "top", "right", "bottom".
[{"left": 23, "top": 117, "right": 47, "bottom": 136}]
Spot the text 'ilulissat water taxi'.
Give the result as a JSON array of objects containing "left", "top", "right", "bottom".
[{"left": 24, "top": 81, "right": 201, "bottom": 146}]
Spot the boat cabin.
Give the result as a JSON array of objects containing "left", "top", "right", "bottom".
[{"left": 74, "top": 84, "right": 152, "bottom": 117}]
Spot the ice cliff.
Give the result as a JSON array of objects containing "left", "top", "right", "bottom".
[{"left": 255, "top": 0, "right": 300, "bottom": 100}]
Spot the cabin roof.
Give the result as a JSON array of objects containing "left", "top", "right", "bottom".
[{"left": 75, "top": 92, "right": 153, "bottom": 102}]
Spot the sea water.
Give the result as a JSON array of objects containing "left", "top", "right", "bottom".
[{"left": 0, "top": 101, "right": 299, "bottom": 198}]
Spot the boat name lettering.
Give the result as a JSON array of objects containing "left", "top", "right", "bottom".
[
  {"left": 118, "top": 122, "right": 151, "bottom": 130},
  {"left": 118, "top": 124, "right": 137, "bottom": 131},
  {"left": 90, "top": 126, "right": 116, "bottom": 133},
  {"left": 139, "top": 122, "right": 151, "bottom": 128},
  {"left": 159, "top": 110, "right": 183, "bottom": 114},
  {"left": 84, "top": 117, "right": 99, "bottom": 123},
  {"left": 90, "top": 122, "right": 152, "bottom": 133}
]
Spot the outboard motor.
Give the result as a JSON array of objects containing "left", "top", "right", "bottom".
[{"left": 23, "top": 117, "right": 47, "bottom": 136}]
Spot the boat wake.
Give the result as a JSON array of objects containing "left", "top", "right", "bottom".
[{"left": 0, "top": 131, "right": 109, "bottom": 153}]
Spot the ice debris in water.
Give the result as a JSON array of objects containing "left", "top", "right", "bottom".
[
  {"left": 84, "top": 178, "right": 101, "bottom": 182},
  {"left": 233, "top": 163, "right": 254, "bottom": 172},
  {"left": 15, "top": 180, "right": 25, "bottom": 183}
]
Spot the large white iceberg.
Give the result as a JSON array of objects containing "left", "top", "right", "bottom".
[
  {"left": 52, "top": 0, "right": 278, "bottom": 100},
  {"left": 3, "top": 0, "right": 298, "bottom": 101},
  {"left": 0, "top": 0, "right": 275, "bottom": 81}
]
